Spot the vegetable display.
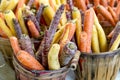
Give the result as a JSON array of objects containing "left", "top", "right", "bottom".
[{"left": 0, "top": 0, "right": 120, "bottom": 72}]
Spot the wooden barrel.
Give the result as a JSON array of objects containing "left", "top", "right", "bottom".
[{"left": 75, "top": 48, "right": 120, "bottom": 80}]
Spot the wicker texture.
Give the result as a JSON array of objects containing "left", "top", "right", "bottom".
[
  {"left": 0, "top": 38, "right": 13, "bottom": 67},
  {"left": 75, "top": 49, "right": 120, "bottom": 80},
  {"left": 13, "top": 56, "right": 70, "bottom": 80}
]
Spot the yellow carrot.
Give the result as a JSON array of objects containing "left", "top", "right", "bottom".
[
  {"left": 91, "top": 25, "right": 100, "bottom": 53},
  {"left": 72, "top": 7, "right": 82, "bottom": 50},
  {"left": 0, "top": 18, "right": 13, "bottom": 37},
  {"left": 17, "top": 8, "right": 28, "bottom": 35},
  {"left": 4, "top": 10, "right": 16, "bottom": 36}
]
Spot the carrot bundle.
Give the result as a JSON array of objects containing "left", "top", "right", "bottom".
[{"left": 96, "top": 5, "right": 116, "bottom": 26}]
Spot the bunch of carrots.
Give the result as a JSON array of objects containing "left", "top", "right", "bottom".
[{"left": 0, "top": 0, "right": 120, "bottom": 71}]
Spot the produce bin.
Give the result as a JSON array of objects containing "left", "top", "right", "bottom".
[
  {"left": 75, "top": 49, "right": 120, "bottom": 80},
  {"left": 75, "top": 21, "right": 120, "bottom": 80},
  {"left": 13, "top": 51, "right": 80, "bottom": 80},
  {"left": 0, "top": 37, "right": 13, "bottom": 67}
]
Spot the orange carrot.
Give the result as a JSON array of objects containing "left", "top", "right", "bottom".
[
  {"left": 49, "top": 0, "right": 56, "bottom": 11},
  {"left": 100, "top": 0, "right": 108, "bottom": 7},
  {"left": 59, "top": 22, "right": 76, "bottom": 54},
  {"left": 115, "top": 1, "right": 120, "bottom": 16},
  {"left": 85, "top": 0, "right": 90, "bottom": 5},
  {"left": 59, "top": 23, "right": 70, "bottom": 54},
  {"left": 107, "top": 29, "right": 114, "bottom": 38},
  {"left": 109, "top": 0, "right": 115, "bottom": 7},
  {"left": 0, "top": 13, "right": 4, "bottom": 20},
  {"left": 16, "top": 50, "right": 44, "bottom": 70},
  {"left": 15, "top": 0, "right": 27, "bottom": 18},
  {"left": 83, "top": 8, "right": 94, "bottom": 53},
  {"left": 108, "top": 6, "right": 118, "bottom": 23},
  {"left": 75, "top": 0, "right": 87, "bottom": 12},
  {"left": 27, "top": 20, "right": 40, "bottom": 38},
  {"left": 79, "top": 31, "right": 88, "bottom": 52},
  {"left": 0, "top": 28, "right": 8, "bottom": 38},
  {"left": 34, "top": 0, "right": 39, "bottom": 9},
  {"left": 94, "top": 0, "right": 100, "bottom": 7},
  {"left": 97, "top": 13, "right": 106, "bottom": 21},
  {"left": 9, "top": 37, "right": 21, "bottom": 54},
  {"left": 96, "top": 5, "right": 116, "bottom": 26},
  {"left": 68, "top": 22, "right": 76, "bottom": 40}
]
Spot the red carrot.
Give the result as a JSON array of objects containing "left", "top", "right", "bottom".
[
  {"left": 96, "top": 5, "right": 116, "bottom": 26},
  {"left": 79, "top": 31, "right": 88, "bottom": 52},
  {"left": 83, "top": 8, "right": 94, "bottom": 53},
  {"left": 16, "top": 50, "right": 44, "bottom": 70},
  {"left": 27, "top": 20, "right": 40, "bottom": 38},
  {"left": 108, "top": 6, "right": 118, "bottom": 23},
  {"left": 9, "top": 37, "right": 21, "bottom": 54}
]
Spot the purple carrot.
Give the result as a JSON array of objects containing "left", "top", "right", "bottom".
[
  {"left": 19, "top": 34, "right": 35, "bottom": 57},
  {"left": 36, "top": 4, "right": 44, "bottom": 23},
  {"left": 59, "top": 41, "right": 77, "bottom": 67},
  {"left": 22, "top": 8, "right": 41, "bottom": 32},
  {"left": 27, "top": 0, "right": 35, "bottom": 7},
  {"left": 67, "top": 0, "right": 74, "bottom": 11},
  {"left": 109, "top": 21, "right": 120, "bottom": 48},
  {"left": 12, "top": 18, "right": 22, "bottom": 39},
  {"left": 66, "top": 11, "right": 72, "bottom": 21},
  {"left": 36, "top": 5, "right": 65, "bottom": 69}
]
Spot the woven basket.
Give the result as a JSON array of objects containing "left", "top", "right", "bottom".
[
  {"left": 13, "top": 52, "right": 80, "bottom": 80},
  {"left": 75, "top": 49, "right": 120, "bottom": 80},
  {"left": 0, "top": 37, "right": 13, "bottom": 67},
  {"left": 75, "top": 21, "right": 120, "bottom": 80}
]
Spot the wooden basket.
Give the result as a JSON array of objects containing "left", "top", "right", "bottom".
[
  {"left": 0, "top": 37, "right": 13, "bottom": 67},
  {"left": 13, "top": 52, "right": 80, "bottom": 80},
  {"left": 75, "top": 49, "right": 120, "bottom": 80}
]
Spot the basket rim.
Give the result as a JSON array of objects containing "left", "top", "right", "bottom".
[
  {"left": 12, "top": 55, "right": 70, "bottom": 79},
  {"left": 80, "top": 48, "right": 120, "bottom": 58}
]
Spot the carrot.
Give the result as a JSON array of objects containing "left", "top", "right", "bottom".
[
  {"left": 68, "top": 22, "right": 76, "bottom": 40},
  {"left": 115, "top": 1, "right": 120, "bottom": 16},
  {"left": 15, "top": 0, "right": 27, "bottom": 18},
  {"left": 0, "top": 28, "right": 8, "bottom": 38},
  {"left": 94, "top": 0, "right": 100, "bottom": 7},
  {"left": 96, "top": 5, "right": 116, "bottom": 26},
  {"left": 59, "top": 23, "right": 70, "bottom": 54},
  {"left": 49, "top": 0, "right": 56, "bottom": 11},
  {"left": 85, "top": 0, "right": 90, "bottom": 5},
  {"left": 9, "top": 37, "right": 21, "bottom": 54},
  {"left": 83, "top": 8, "right": 94, "bottom": 53},
  {"left": 109, "top": 0, "right": 115, "bottom": 7},
  {"left": 97, "top": 13, "right": 105, "bottom": 21},
  {"left": 27, "top": 20, "right": 40, "bottom": 38},
  {"left": 16, "top": 50, "right": 44, "bottom": 70},
  {"left": 34, "top": 0, "right": 39, "bottom": 9},
  {"left": 107, "top": 29, "right": 114, "bottom": 38},
  {"left": 0, "top": 12, "right": 4, "bottom": 20},
  {"left": 108, "top": 6, "right": 118, "bottom": 23},
  {"left": 75, "top": 0, "right": 87, "bottom": 12},
  {"left": 100, "top": 0, "right": 108, "bottom": 7},
  {"left": 79, "top": 31, "right": 88, "bottom": 52}
]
